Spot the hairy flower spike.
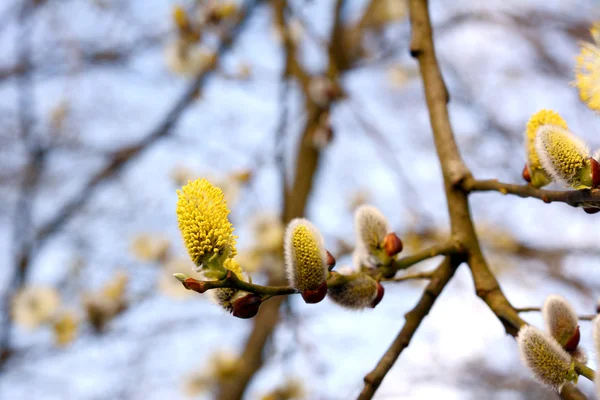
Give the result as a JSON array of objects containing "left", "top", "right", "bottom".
[
  {"left": 354, "top": 205, "right": 393, "bottom": 267},
  {"left": 517, "top": 325, "right": 575, "bottom": 392},
  {"left": 542, "top": 295, "right": 579, "bottom": 349},
  {"left": 574, "top": 23, "right": 600, "bottom": 112},
  {"left": 284, "top": 218, "right": 328, "bottom": 303},
  {"left": 525, "top": 110, "right": 567, "bottom": 188},
  {"left": 535, "top": 125, "right": 593, "bottom": 189},
  {"left": 176, "top": 178, "right": 237, "bottom": 269},
  {"left": 327, "top": 273, "right": 379, "bottom": 310}
]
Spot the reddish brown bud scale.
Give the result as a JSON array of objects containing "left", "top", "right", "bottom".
[
  {"left": 301, "top": 281, "right": 327, "bottom": 304},
  {"left": 590, "top": 157, "right": 600, "bottom": 187},
  {"left": 583, "top": 207, "right": 600, "bottom": 214},
  {"left": 326, "top": 250, "right": 336, "bottom": 270},
  {"left": 369, "top": 282, "right": 385, "bottom": 308},
  {"left": 564, "top": 325, "right": 580, "bottom": 352},
  {"left": 183, "top": 277, "right": 206, "bottom": 293},
  {"left": 383, "top": 233, "right": 403, "bottom": 257},
  {"left": 232, "top": 294, "right": 262, "bottom": 319},
  {"left": 522, "top": 164, "right": 531, "bottom": 183}
]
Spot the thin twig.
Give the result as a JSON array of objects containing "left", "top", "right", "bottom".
[
  {"left": 464, "top": 178, "right": 600, "bottom": 209},
  {"left": 515, "top": 307, "right": 596, "bottom": 322},
  {"left": 358, "top": 258, "right": 459, "bottom": 400}
]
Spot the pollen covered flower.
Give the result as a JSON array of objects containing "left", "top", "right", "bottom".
[
  {"left": 534, "top": 125, "right": 594, "bottom": 189},
  {"left": 525, "top": 110, "right": 567, "bottom": 188},
  {"left": 284, "top": 218, "right": 328, "bottom": 303},
  {"left": 574, "top": 23, "right": 600, "bottom": 112},
  {"left": 517, "top": 325, "right": 575, "bottom": 392},
  {"left": 11, "top": 286, "right": 60, "bottom": 329},
  {"left": 176, "top": 178, "right": 237, "bottom": 269}
]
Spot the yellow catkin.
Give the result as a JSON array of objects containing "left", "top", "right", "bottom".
[
  {"left": 176, "top": 178, "right": 237, "bottom": 266},
  {"left": 525, "top": 109, "right": 567, "bottom": 187},
  {"left": 284, "top": 219, "right": 326, "bottom": 291},
  {"left": 535, "top": 126, "right": 590, "bottom": 188},
  {"left": 518, "top": 326, "right": 573, "bottom": 392},
  {"left": 291, "top": 226, "right": 324, "bottom": 290},
  {"left": 574, "top": 23, "right": 600, "bottom": 112}
]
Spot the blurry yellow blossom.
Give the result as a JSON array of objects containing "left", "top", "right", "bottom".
[
  {"left": 261, "top": 378, "right": 306, "bottom": 400},
  {"left": 165, "top": 40, "right": 215, "bottom": 77},
  {"left": 49, "top": 100, "right": 70, "bottom": 132},
  {"left": 83, "top": 272, "right": 128, "bottom": 332},
  {"left": 183, "top": 350, "right": 242, "bottom": 396},
  {"left": 235, "top": 250, "right": 263, "bottom": 273},
  {"left": 252, "top": 213, "right": 284, "bottom": 253},
  {"left": 170, "top": 165, "right": 198, "bottom": 187},
  {"left": 53, "top": 311, "right": 78, "bottom": 347},
  {"left": 12, "top": 286, "right": 60, "bottom": 329},
  {"left": 362, "top": 0, "right": 407, "bottom": 30},
  {"left": 387, "top": 65, "right": 416, "bottom": 88},
  {"left": 574, "top": 23, "right": 600, "bottom": 112},
  {"left": 131, "top": 234, "right": 171, "bottom": 262},
  {"left": 176, "top": 178, "right": 237, "bottom": 268}
]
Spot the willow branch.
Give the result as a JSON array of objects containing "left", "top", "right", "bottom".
[
  {"left": 358, "top": 257, "right": 459, "bottom": 400},
  {"left": 516, "top": 307, "right": 596, "bottom": 322},
  {"left": 380, "top": 240, "right": 463, "bottom": 277},
  {"left": 463, "top": 178, "right": 600, "bottom": 208},
  {"left": 406, "top": 0, "right": 585, "bottom": 399},
  {"left": 179, "top": 271, "right": 297, "bottom": 297},
  {"left": 575, "top": 362, "right": 595, "bottom": 382},
  {"left": 383, "top": 271, "right": 434, "bottom": 282}
]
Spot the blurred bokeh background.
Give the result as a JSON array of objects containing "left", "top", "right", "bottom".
[{"left": 2, "top": 0, "right": 600, "bottom": 399}]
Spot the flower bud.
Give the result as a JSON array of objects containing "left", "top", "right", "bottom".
[
  {"left": 326, "top": 250, "right": 336, "bottom": 270},
  {"left": 354, "top": 205, "right": 392, "bottom": 267},
  {"left": 517, "top": 325, "right": 575, "bottom": 392},
  {"left": 284, "top": 219, "right": 328, "bottom": 304},
  {"left": 370, "top": 282, "right": 385, "bottom": 308},
  {"left": 522, "top": 164, "right": 531, "bottom": 183},
  {"left": 327, "top": 273, "right": 379, "bottom": 310},
  {"left": 383, "top": 233, "right": 403, "bottom": 257},
  {"left": 542, "top": 294, "right": 579, "bottom": 349},
  {"left": 583, "top": 207, "right": 600, "bottom": 214},
  {"left": 535, "top": 125, "right": 593, "bottom": 189},
  {"left": 591, "top": 157, "right": 600, "bottom": 187},
  {"left": 232, "top": 293, "right": 262, "bottom": 319},
  {"left": 301, "top": 281, "right": 328, "bottom": 304}
]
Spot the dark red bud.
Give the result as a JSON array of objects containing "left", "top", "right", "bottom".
[
  {"left": 596, "top": 302, "right": 600, "bottom": 314},
  {"left": 565, "top": 326, "right": 581, "bottom": 352},
  {"left": 583, "top": 207, "right": 600, "bottom": 214},
  {"left": 301, "top": 281, "right": 327, "bottom": 304},
  {"left": 232, "top": 294, "right": 262, "bottom": 319},
  {"left": 522, "top": 164, "right": 531, "bottom": 183},
  {"left": 383, "top": 233, "right": 403, "bottom": 257},
  {"left": 326, "top": 250, "right": 336, "bottom": 271},
  {"left": 590, "top": 157, "right": 600, "bottom": 188},
  {"left": 369, "top": 282, "right": 385, "bottom": 308}
]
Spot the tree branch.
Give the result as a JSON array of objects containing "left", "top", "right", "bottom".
[
  {"left": 358, "top": 257, "right": 459, "bottom": 400},
  {"left": 516, "top": 307, "right": 596, "bottom": 322},
  {"left": 404, "top": 1, "right": 586, "bottom": 399},
  {"left": 463, "top": 178, "right": 600, "bottom": 209}
]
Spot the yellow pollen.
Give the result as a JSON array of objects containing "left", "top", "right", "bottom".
[
  {"left": 526, "top": 109, "right": 567, "bottom": 172},
  {"left": 176, "top": 178, "right": 237, "bottom": 265},
  {"left": 291, "top": 225, "right": 325, "bottom": 291},
  {"left": 574, "top": 23, "right": 600, "bottom": 112}
]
